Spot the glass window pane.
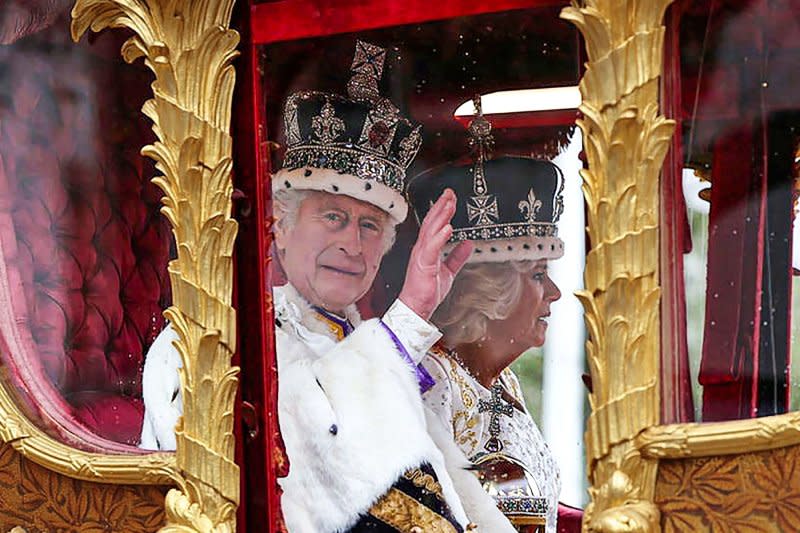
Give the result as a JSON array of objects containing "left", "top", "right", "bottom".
[
  {"left": 257, "top": 8, "right": 588, "bottom": 530},
  {"left": 675, "top": 0, "right": 800, "bottom": 422},
  {"left": 0, "top": 14, "right": 173, "bottom": 450}
]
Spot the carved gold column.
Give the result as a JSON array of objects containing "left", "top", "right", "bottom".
[
  {"left": 560, "top": 0, "right": 675, "bottom": 531},
  {"left": 72, "top": 2, "right": 240, "bottom": 532}
]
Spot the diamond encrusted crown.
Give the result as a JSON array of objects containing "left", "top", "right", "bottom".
[
  {"left": 408, "top": 95, "right": 565, "bottom": 262},
  {"left": 280, "top": 41, "right": 422, "bottom": 195}
]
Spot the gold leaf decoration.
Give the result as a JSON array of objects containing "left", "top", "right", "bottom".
[
  {"left": 71, "top": 1, "right": 240, "bottom": 531},
  {"left": 0, "top": 442, "right": 168, "bottom": 532},
  {"left": 656, "top": 446, "right": 800, "bottom": 533},
  {"left": 0, "top": 25, "right": 178, "bottom": 487},
  {"left": 638, "top": 410, "right": 800, "bottom": 460},
  {"left": 560, "top": 0, "right": 675, "bottom": 530}
]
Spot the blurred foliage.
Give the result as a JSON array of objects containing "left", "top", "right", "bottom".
[
  {"left": 511, "top": 347, "right": 545, "bottom": 428},
  {"left": 790, "top": 277, "right": 800, "bottom": 411}
]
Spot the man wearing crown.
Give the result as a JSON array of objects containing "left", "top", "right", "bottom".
[{"left": 140, "top": 42, "right": 516, "bottom": 532}]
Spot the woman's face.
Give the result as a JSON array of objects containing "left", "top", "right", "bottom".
[{"left": 489, "top": 260, "right": 562, "bottom": 349}]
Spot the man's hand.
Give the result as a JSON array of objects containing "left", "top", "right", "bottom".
[{"left": 398, "top": 189, "right": 473, "bottom": 320}]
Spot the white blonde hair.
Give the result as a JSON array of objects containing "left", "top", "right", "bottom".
[
  {"left": 272, "top": 188, "right": 397, "bottom": 254},
  {"left": 432, "top": 261, "right": 536, "bottom": 345}
]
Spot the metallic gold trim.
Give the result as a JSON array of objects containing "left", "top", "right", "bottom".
[
  {"left": 368, "top": 488, "right": 459, "bottom": 533},
  {"left": 71, "top": 1, "right": 240, "bottom": 531},
  {"left": 638, "top": 411, "right": 800, "bottom": 459},
  {"left": 655, "top": 443, "right": 800, "bottom": 532},
  {"left": 560, "top": 0, "right": 675, "bottom": 529},
  {"left": 0, "top": 4, "right": 183, "bottom": 491},
  {"left": 510, "top": 516, "right": 546, "bottom": 527},
  {"left": 0, "top": 440, "right": 170, "bottom": 530},
  {"left": 0, "top": 333, "right": 176, "bottom": 485}
]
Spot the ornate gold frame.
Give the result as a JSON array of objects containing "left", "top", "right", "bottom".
[
  {"left": 563, "top": 1, "right": 800, "bottom": 532},
  {"left": 560, "top": 0, "right": 675, "bottom": 529},
  {"left": 0, "top": 384, "right": 176, "bottom": 485},
  {"left": 0, "top": 0, "right": 241, "bottom": 529},
  {"left": 0, "top": 0, "right": 792, "bottom": 531},
  {"left": 0, "top": 1, "right": 240, "bottom": 531},
  {"left": 78, "top": 0, "right": 239, "bottom": 531}
]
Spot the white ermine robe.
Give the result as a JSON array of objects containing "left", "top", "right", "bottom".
[{"left": 140, "top": 283, "right": 515, "bottom": 532}]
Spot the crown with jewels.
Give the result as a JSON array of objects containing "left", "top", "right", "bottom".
[
  {"left": 274, "top": 41, "right": 422, "bottom": 223},
  {"left": 408, "top": 95, "right": 565, "bottom": 263}
]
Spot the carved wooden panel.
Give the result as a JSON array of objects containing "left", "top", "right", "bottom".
[
  {"left": 0, "top": 443, "right": 169, "bottom": 532},
  {"left": 655, "top": 444, "right": 800, "bottom": 532}
]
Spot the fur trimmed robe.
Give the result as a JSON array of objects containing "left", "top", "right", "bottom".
[{"left": 140, "top": 283, "right": 515, "bottom": 532}]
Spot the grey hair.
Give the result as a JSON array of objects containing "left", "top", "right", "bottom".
[
  {"left": 273, "top": 188, "right": 310, "bottom": 229},
  {"left": 272, "top": 188, "right": 397, "bottom": 254},
  {"left": 432, "top": 261, "right": 536, "bottom": 345}
]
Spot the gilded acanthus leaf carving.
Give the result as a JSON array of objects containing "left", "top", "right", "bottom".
[
  {"left": 637, "top": 410, "right": 800, "bottom": 459},
  {"left": 0, "top": 442, "right": 168, "bottom": 532},
  {"left": 72, "top": 1, "right": 240, "bottom": 531},
  {"left": 561, "top": 0, "right": 675, "bottom": 530},
  {"left": 656, "top": 446, "right": 800, "bottom": 533}
]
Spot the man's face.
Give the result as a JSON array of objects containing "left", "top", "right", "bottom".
[{"left": 275, "top": 191, "right": 390, "bottom": 314}]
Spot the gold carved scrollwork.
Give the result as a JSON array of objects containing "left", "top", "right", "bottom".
[
  {"left": 638, "top": 411, "right": 800, "bottom": 460},
  {"left": 560, "top": 0, "right": 675, "bottom": 530},
  {"left": 0, "top": 374, "right": 175, "bottom": 484},
  {"left": 0, "top": 442, "right": 168, "bottom": 532},
  {"left": 0, "top": 15, "right": 177, "bottom": 494},
  {"left": 71, "top": 1, "right": 240, "bottom": 532}
]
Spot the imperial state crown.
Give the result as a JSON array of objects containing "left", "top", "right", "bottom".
[{"left": 275, "top": 40, "right": 422, "bottom": 223}]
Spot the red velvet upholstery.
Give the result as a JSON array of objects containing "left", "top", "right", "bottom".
[
  {"left": 0, "top": 27, "right": 171, "bottom": 446},
  {"left": 698, "top": 126, "right": 765, "bottom": 421},
  {"left": 557, "top": 503, "right": 583, "bottom": 532}
]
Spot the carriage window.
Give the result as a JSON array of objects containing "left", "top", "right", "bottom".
[
  {"left": 790, "top": 154, "right": 800, "bottom": 410},
  {"left": 681, "top": 169, "right": 711, "bottom": 421},
  {"left": 256, "top": 6, "right": 589, "bottom": 528},
  {"left": 675, "top": 0, "right": 800, "bottom": 422},
  {"left": 0, "top": 13, "right": 173, "bottom": 450}
]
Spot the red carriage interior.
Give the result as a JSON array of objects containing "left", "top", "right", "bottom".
[
  {"left": 238, "top": 1, "right": 586, "bottom": 530},
  {"left": 663, "top": 0, "right": 800, "bottom": 422},
  {"left": 0, "top": 22, "right": 172, "bottom": 448}
]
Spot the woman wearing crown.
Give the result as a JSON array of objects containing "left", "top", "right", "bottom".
[{"left": 408, "top": 99, "right": 568, "bottom": 533}]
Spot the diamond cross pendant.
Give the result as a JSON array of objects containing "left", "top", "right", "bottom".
[{"left": 478, "top": 383, "right": 514, "bottom": 452}]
